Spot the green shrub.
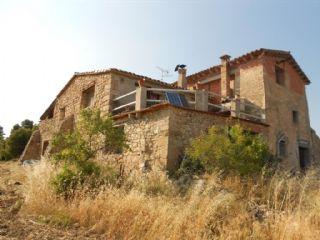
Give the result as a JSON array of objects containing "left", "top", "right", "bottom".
[
  {"left": 183, "top": 124, "right": 274, "bottom": 177},
  {"left": 177, "top": 155, "right": 205, "bottom": 177},
  {"left": 79, "top": 109, "right": 127, "bottom": 154},
  {"left": 51, "top": 165, "right": 79, "bottom": 196},
  {"left": 50, "top": 108, "right": 127, "bottom": 197}
]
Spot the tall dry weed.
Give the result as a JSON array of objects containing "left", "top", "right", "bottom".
[{"left": 22, "top": 161, "right": 320, "bottom": 240}]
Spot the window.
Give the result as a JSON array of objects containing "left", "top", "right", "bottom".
[
  {"left": 277, "top": 138, "right": 286, "bottom": 158},
  {"left": 59, "top": 107, "right": 66, "bottom": 121},
  {"left": 292, "top": 110, "right": 299, "bottom": 124},
  {"left": 81, "top": 85, "right": 95, "bottom": 108},
  {"left": 275, "top": 65, "right": 285, "bottom": 86}
]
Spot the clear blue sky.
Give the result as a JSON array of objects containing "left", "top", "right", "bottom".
[{"left": 0, "top": 0, "right": 319, "bottom": 135}]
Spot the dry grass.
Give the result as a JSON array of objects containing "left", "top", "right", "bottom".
[
  {"left": 22, "top": 161, "right": 320, "bottom": 240},
  {"left": 0, "top": 159, "right": 26, "bottom": 187}
]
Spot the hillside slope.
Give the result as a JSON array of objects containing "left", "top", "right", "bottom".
[{"left": 0, "top": 161, "right": 106, "bottom": 239}]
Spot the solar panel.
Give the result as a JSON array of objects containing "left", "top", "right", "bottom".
[
  {"left": 179, "top": 94, "right": 189, "bottom": 108},
  {"left": 165, "top": 92, "right": 189, "bottom": 108},
  {"left": 165, "top": 92, "right": 182, "bottom": 106}
]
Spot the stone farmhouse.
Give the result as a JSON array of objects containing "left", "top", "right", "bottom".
[{"left": 21, "top": 48, "right": 320, "bottom": 172}]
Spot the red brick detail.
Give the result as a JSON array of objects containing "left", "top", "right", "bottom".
[
  {"left": 288, "top": 65, "right": 305, "bottom": 95},
  {"left": 197, "top": 80, "right": 221, "bottom": 104},
  {"left": 264, "top": 57, "right": 305, "bottom": 95}
]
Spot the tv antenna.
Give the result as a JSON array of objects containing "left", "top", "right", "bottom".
[{"left": 156, "top": 66, "right": 172, "bottom": 80}]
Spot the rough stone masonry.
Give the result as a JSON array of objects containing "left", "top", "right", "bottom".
[{"left": 20, "top": 48, "right": 320, "bottom": 172}]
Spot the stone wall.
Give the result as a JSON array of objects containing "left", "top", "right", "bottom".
[
  {"left": 37, "top": 73, "right": 113, "bottom": 153},
  {"left": 36, "top": 72, "right": 141, "bottom": 159},
  {"left": 29, "top": 70, "right": 174, "bottom": 165},
  {"left": 167, "top": 105, "right": 268, "bottom": 171},
  {"left": 311, "top": 129, "right": 320, "bottom": 165},
  {"left": 38, "top": 72, "right": 173, "bottom": 151},
  {"left": 112, "top": 104, "right": 268, "bottom": 172},
  {"left": 54, "top": 73, "right": 113, "bottom": 120},
  {"left": 104, "top": 108, "right": 171, "bottom": 172},
  {"left": 19, "top": 130, "right": 41, "bottom": 161},
  {"left": 21, "top": 57, "right": 316, "bottom": 172}
]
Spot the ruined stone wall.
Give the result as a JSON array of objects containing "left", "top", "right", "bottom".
[
  {"left": 19, "top": 130, "right": 41, "bottom": 161},
  {"left": 263, "top": 56, "right": 312, "bottom": 169},
  {"left": 39, "top": 118, "right": 56, "bottom": 142}
]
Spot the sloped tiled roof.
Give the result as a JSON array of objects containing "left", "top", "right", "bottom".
[
  {"left": 187, "top": 48, "right": 310, "bottom": 84},
  {"left": 40, "top": 68, "right": 175, "bottom": 120},
  {"left": 75, "top": 68, "right": 175, "bottom": 88},
  {"left": 40, "top": 48, "right": 310, "bottom": 120},
  {"left": 57, "top": 68, "right": 175, "bottom": 99}
]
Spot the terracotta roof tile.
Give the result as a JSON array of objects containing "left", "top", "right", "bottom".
[
  {"left": 74, "top": 68, "right": 176, "bottom": 88},
  {"left": 187, "top": 48, "right": 310, "bottom": 84},
  {"left": 40, "top": 68, "right": 176, "bottom": 120},
  {"left": 40, "top": 48, "right": 310, "bottom": 120}
]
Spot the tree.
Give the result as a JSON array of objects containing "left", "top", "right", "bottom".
[
  {"left": 0, "top": 126, "right": 4, "bottom": 141},
  {"left": 183, "top": 125, "right": 274, "bottom": 176},
  {"left": 21, "top": 119, "right": 34, "bottom": 129},
  {"left": 6, "top": 128, "right": 32, "bottom": 158},
  {"left": 0, "top": 125, "right": 7, "bottom": 161},
  {"left": 0, "top": 121, "right": 35, "bottom": 161},
  {"left": 10, "top": 124, "right": 21, "bottom": 134}
]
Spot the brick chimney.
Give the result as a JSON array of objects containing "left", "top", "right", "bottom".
[
  {"left": 177, "top": 68, "right": 187, "bottom": 89},
  {"left": 220, "top": 54, "right": 231, "bottom": 97}
]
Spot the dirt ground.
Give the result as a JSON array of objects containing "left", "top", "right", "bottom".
[{"left": 0, "top": 160, "right": 105, "bottom": 240}]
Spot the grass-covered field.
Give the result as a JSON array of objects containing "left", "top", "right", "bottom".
[
  {"left": 0, "top": 160, "right": 105, "bottom": 239},
  {"left": 18, "top": 160, "right": 320, "bottom": 240}
]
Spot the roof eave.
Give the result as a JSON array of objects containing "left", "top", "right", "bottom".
[{"left": 186, "top": 48, "right": 311, "bottom": 84}]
